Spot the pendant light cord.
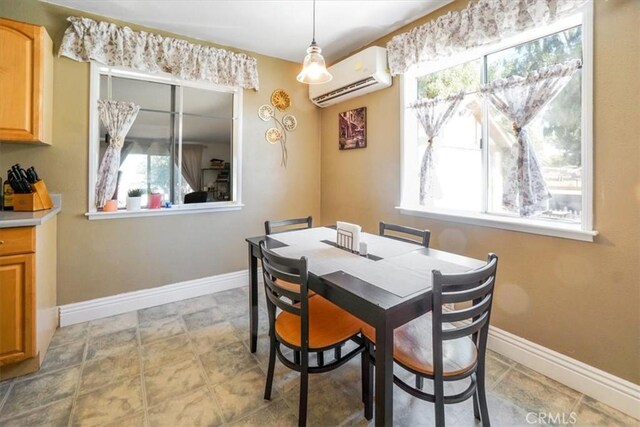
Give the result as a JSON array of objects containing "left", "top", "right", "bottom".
[{"left": 312, "top": 0, "right": 316, "bottom": 44}]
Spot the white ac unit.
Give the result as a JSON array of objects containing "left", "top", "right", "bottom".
[{"left": 309, "top": 46, "right": 392, "bottom": 108}]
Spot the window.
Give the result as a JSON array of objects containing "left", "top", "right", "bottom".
[
  {"left": 401, "top": 10, "right": 595, "bottom": 241},
  {"left": 88, "top": 65, "right": 242, "bottom": 218}
]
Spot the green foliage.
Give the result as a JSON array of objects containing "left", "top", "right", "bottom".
[
  {"left": 418, "top": 61, "right": 480, "bottom": 98},
  {"left": 127, "top": 188, "right": 145, "bottom": 197}
]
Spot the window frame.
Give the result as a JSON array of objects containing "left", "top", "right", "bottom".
[
  {"left": 398, "top": 3, "right": 596, "bottom": 242},
  {"left": 86, "top": 62, "right": 243, "bottom": 220}
]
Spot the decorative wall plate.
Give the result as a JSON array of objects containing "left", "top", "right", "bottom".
[
  {"left": 270, "top": 89, "right": 291, "bottom": 111},
  {"left": 265, "top": 127, "right": 282, "bottom": 144},
  {"left": 258, "top": 104, "right": 274, "bottom": 121},
  {"left": 282, "top": 114, "right": 298, "bottom": 131}
]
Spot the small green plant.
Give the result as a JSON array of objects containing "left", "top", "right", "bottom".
[{"left": 127, "top": 188, "right": 145, "bottom": 197}]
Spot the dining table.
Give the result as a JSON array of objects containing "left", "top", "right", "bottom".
[{"left": 245, "top": 226, "right": 484, "bottom": 426}]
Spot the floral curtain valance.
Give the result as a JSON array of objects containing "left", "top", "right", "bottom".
[
  {"left": 480, "top": 59, "right": 582, "bottom": 216},
  {"left": 387, "top": 0, "right": 587, "bottom": 75},
  {"left": 59, "top": 16, "right": 259, "bottom": 90},
  {"left": 409, "top": 92, "right": 465, "bottom": 204}
]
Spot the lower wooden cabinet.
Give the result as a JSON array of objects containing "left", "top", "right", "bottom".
[{"left": 0, "top": 254, "right": 35, "bottom": 364}]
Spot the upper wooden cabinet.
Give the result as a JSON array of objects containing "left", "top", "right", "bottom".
[{"left": 0, "top": 18, "right": 53, "bottom": 145}]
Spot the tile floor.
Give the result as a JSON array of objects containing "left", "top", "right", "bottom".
[{"left": 0, "top": 287, "right": 635, "bottom": 426}]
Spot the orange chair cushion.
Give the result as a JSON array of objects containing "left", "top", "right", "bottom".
[
  {"left": 275, "top": 296, "right": 362, "bottom": 350},
  {"left": 361, "top": 314, "right": 477, "bottom": 377},
  {"left": 274, "top": 278, "right": 316, "bottom": 297}
]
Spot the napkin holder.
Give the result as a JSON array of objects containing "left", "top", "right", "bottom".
[
  {"left": 13, "top": 180, "right": 54, "bottom": 212},
  {"left": 336, "top": 221, "right": 361, "bottom": 253}
]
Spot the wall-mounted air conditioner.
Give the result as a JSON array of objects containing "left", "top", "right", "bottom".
[{"left": 308, "top": 46, "right": 392, "bottom": 108}]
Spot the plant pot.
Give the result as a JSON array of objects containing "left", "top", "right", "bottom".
[
  {"left": 126, "top": 196, "right": 142, "bottom": 211},
  {"left": 103, "top": 199, "right": 118, "bottom": 212},
  {"left": 149, "top": 193, "right": 162, "bottom": 209}
]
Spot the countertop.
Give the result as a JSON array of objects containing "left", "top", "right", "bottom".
[{"left": 0, "top": 194, "right": 62, "bottom": 228}]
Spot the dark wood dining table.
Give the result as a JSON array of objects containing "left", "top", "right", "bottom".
[{"left": 245, "top": 227, "right": 484, "bottom": 426}]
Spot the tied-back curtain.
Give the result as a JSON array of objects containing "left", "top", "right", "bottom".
[
  {"left": 59, "top": 16, "right": 259, "bottom": 90},
  {"left": 181, "top": 144, "right": 204, "bottom": 192},
  {"left": 480, "top": 59, "right": 582, "bottom": 216},
  {"left": 95, "top": 100, "right": 140, "bottom": 208},
  {"left": 387, "top": 0, "right": 587, "bottom": 75},
  {"left": 410, "top": 92, "right": 464, "bottom": 204}
]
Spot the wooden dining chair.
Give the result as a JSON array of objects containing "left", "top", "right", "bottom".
[
  {"left": 265, "top": 216, "right": 313, "bottom": 235},
  {"left": 259, "top": 241, "right": 367, "bottom": 426},
  {"left": 379, "top": 221, "right": 431, "bottom": 247},
  {"left": 361, "top": 254, "right": 498, "bottom": 426}
]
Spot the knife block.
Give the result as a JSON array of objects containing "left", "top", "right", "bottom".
[{"left": 13, "top": 180, "right": 54, "bottom": 212}]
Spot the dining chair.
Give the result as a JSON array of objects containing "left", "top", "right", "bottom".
[
  {"left": 361, "top": 254, "right": 498, "bottom": 426},
  {"left": 379, "top": 221, "right": 431, "bottom": 247},
  {"left": 265, "top": 216, "right": 313, "bottom": 235},
  {"left": 259, "top": 241, "right": 367, "bottom": 426}
]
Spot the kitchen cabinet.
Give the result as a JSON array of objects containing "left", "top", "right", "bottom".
[
  {"left": 0, "top": 18, "right": 53, "bottom": 145},
  {"left": 0, "top": 220, "right": 57, "bottom": 380}
]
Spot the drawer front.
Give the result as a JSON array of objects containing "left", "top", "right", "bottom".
[{"left": 0, "top": 227, "right": 35, "bottom": 256}]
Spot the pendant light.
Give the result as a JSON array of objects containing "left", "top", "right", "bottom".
[{"left": 296, "top": 0, "right": 332, "bottom": 84}]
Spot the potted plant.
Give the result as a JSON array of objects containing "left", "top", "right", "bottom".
[{"left": 126, "top": 188, "right": 144, "bottom": 211}]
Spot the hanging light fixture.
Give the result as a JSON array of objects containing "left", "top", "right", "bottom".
[{"left": 296, "top": 0, "right": 332, "bottom": 84}]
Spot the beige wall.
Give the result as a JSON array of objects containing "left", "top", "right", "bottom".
[
  {"left": 320, "top": 0, "right": 640, "bottom": 384},
  {"left": 0, "top": 1, "right": 321, "bottom": 304}
]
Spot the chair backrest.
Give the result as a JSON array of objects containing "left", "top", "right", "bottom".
[
  {"left": 431, "top": 253, "right": 498, "bottom": 379},
  {"left": 265, "top": 216, "right": 313, "bottom": 235},
  {"left": 379, "top": 222, "right": 431, "bottom": 248},
  {"left": 184, "top": 191, "right": 208, "bottom": 204},
  {"left": 259, "top": 241, "right": 310, "bottom": 349}
]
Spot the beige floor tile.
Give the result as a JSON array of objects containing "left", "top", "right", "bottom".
[
  {"left": 0, "top": 367, "right": 80, "bottom": 420},
  {"left": 0, "top": 380, "right": 12, "bottom": 403},
  {"left": 485, "top": 352, "right": 513, "bottom": 388},
  {"left": 80, "top": 348, "right": 140, "bottom": 392},
  {"left": 0, "top": 398, "right": 73, "bottom": 427},
  {"left": 138, "top": 303, "right": 179, "bottom": 324},
  {"left": 49, "top": 323, "right": 89, "bottom": 348},
  {"left": 89, "top": 312, "right": 138, "bottom": 337},
  {"left": 574, "top": 396, "right": 638, "bottom": 426},
  {"left": 213, "top": 366, "right": 274, "bottom": 422},
  {"left": 102, "top": 411, "right": 146, "bottom": 427},
  {"left": 147, "top": 387, "right": 224, "bottom": 427},
  {"left": 40, "top": 341, "right": 86, "bottom": 373},
  {"left": 214, "top": 289, "right": 249, "bottom": 319},
  {"left": 86, "top": 328, "right": 138, "bottom": 361},
  {"left": 72, "top": 377, "right": 143, "bottom": 427},
  {"left": 144, "top": 357, "right": 206, "bottom": 407},
  {"left": 141, "top": 334, "right": 195, "bottom": 371},
  {"left": 231, "top": 399, "right": 297, "bottom": 427},
  {"left": 200, "top": 341, "right": 259, "bottom": 385},
  {"left": 492, "top": 367, "right": 580, "bottom": 416},
  {"left": 182, "top": 308, "right": 226, "bottom": 331},
  {"left": 189, "top": 321, "right": 242, "bottom": 354},
  {"left": 282, "top": 373, "right": 364, "bottom": 427},
  {"left": 174, "top": 294, "right": 219, "bottom": 315},
  {"left": 139, "top": 315, "right": 185, "bottom": 344}
]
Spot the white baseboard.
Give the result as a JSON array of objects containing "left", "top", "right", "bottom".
[
  {"left": 488, "top": 326, "right": 640, "bottom": 420},
  {"left": 58, "top": 269, "right": 255, "bottom": 326},
  {"left": 58, "top": 269, "right": 638, "bottom": 420}
]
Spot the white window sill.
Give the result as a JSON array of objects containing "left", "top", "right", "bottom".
[
  {"left": 86, "top": 202, "right": 244, "bottom": 220},
  {"left": 396, "top": 206, "right": 598, "bottom": 242}
]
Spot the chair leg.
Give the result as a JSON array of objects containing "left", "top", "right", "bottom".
[
  {"left": 477, "top": 366, "right": 491, "bottom": 427},
  {"left": 473, "top": 388, "right": 481, "bottom": 421},
  {"left": 361, "top": 341, "right": 374, "bottom": 421},
  {"left": 299, "top": 350, "right": 309, "bottom": 427},
  {"left": 317, "top": 351, "right": 324, "bottom": 367},
  {"left": 334, "top": 344, "right": 342, "bottom": 360},
  {"left": 294, "top": 350, "right": 301, "bottom": 365},
  {"left": 434, "top": 376, "right": 445, "bottom": 426},
  {"left": 415, "top": 375, "right": 424, "bottom": 390},
  {"left": 264, "top": 336, "right": 277, "bottom": 400}
]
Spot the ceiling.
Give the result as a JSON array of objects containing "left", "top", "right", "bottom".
[{"left": 41, "top": 0, "right": 452, "bottom": 63}]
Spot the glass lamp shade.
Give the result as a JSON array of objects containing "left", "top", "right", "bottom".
[{"left": 296, "top": 43, "right": 332, "bottom": 84}]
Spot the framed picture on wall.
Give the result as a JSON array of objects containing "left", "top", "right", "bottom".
[{"left": 339, "top": 107, "right": 367, "bottom": 150}]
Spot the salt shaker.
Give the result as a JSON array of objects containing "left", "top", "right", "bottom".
[{"left": 359, "top": 241, "right": 368, "bottom": 256}]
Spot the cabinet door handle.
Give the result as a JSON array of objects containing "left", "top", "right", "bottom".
[{"left": 0, "top": 240, "right": 4, "bottom": 244}]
